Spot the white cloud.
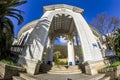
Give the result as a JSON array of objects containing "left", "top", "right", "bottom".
[
  {"left": 54, "top": 36, "right": 81, "bottom": 45},
  {"left": 59, "top": 36, "right": 67, "bottom": 45}
]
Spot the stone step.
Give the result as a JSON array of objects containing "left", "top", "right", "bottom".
[
  {"left": 50, "top": 70, "right": 82, "bottom": 72},
  {"left": 99, "top": 76, "right": 110, "bottom": 80},
  {"left": 48, "top": 71, "right": 81, "bottom": 74},
  {"left": 51, "top": 67, "right": 67, "bottom": 70},
  {"left": 13, "top": 76, "right": 25, "bottom": 80},
  {"left": 0, "top": 66, "right": 5, "bottom": 77},
  {"left": 49, "top": 65, "right": 82, "bottom": 74},
  {"left": 20, "top": 73, "right": 37, "bottom": 80},
  {"left": 49, "top": 70, "right": 81, "bottom": 72},
  {"left": 0, "top": 62, "right": 7, "bottom": 78},
  {"left": 0, "top": 76, "right": 3, "bottom": 80},
  {"left": 68, "top": 66, "right": 79, "bottom": 69},
  {"left": 0, "top": 72, "right": 4, "bottom": 78},
  {"left": 75, "top": 74, "right": 106, "bottom": 80},
  {"left": 51, "top": 65, "right": 80, "bottom": 70},
  {"left": 48, "top": 70, "right": 82, "bottom": 74},
  {"left": 51, "top": 68, "right": 80, "bottom": 70},
  {"left": 89, "top": 74, "right": 105, "bottom": 80}
]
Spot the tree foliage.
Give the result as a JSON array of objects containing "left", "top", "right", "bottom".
[
  {"left": 91, "top": 13, "right": 120, "bottom": 35},
  {"left": 113, "top": 28, "right": 120, "bottom": 54},
  {"left": 0, "top": 0, "right": 27, "bottom": 57},
  {"left": 91, "top": 13, "right": 120, "bottom": 51}
]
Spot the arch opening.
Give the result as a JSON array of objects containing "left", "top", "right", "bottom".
[{"left": 16, "top": 4, "right": 105, "bottom": 75}]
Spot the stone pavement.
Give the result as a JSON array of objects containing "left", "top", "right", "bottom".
[{"left": 35, "top": 73, "right": 105, "bottom": 80}]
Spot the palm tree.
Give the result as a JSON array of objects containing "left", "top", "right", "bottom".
[
  {"left": 114, "top": 28, "right": 120, "bottom": 55},
  {"left": 0, "top": 0, "right": 27, "bottom": 58}
]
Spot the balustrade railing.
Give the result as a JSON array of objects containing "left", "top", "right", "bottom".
[{"left": 10, "top": 45, "right": 24, "bottom": 54}]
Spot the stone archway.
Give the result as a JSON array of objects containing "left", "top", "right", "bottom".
[{"left": 18, "top": 4, "right": 105, "bottom": 75}]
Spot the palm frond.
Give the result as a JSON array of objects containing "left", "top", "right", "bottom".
[
  {"left": 6, "top": 11, "right": 24, "bottom": 25},
  {"left": 7, "top": 8, "right": 24, "bottom": 14},
  {"left": 8, "top": 0, "right": 27, "bottom": 7}
]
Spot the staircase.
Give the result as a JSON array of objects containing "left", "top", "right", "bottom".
[
  {"left": 48, "top": 65, "right": 82, "bottom": 74},
  {"left": 98, "top": 76, "right": 110, "bottom": 80},
  {"left": 87, "top": 74, "right": 110, "bottom": 80},
  {"left": 98, "top": 67, "right": 115, "bottom": 80},
  {"left": 12, "top": 73, "right": 110, "bottom": 80},
  {"left": 12, "top": 65, "right": 111, "bottom": 80},
  {"left": 10, "top": 64, "right": 111, "bottom": 80},
  {"left": 13, "top": 73, "right": 37, "bottom": 80}
]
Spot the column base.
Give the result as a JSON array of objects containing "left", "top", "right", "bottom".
[
  {"left": 75, "top": 61, "right": 79, "bottom": 65},
  {"left": 68, "top": 62, "right": 73, "bottom": 66},
  {"left": 25, "top": 59, "right": 41, "bottom": 75},
  {"left": 83, "top": 60, "right": 106, "bottom": 75},
  {"left": 47, "top": 61, "right": 52, "bottom": 65},
  {"left": 68, "top": 62, "right": 75, "bottom": 66},
  {"left": 18, "top": 56, "right": 41, "bottom": 75}
]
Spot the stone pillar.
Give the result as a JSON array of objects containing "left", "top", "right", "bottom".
[
  {"left": 18, "top": 11, "right": 54, "bottom": 75},
  {"left": 47, "top": 44, "right": 54, "bottom": 65},
  {"left": 75, "top": 35, "right": 81, "bottom": 64},
  {"left": 67, "top": 37, "right": 75, "bottom": 66},
  {"left": 83, "top": 60, "right": 106, "bottom": 75},
  {"left": 84, "top": 61, "right": 98, "bottom": 75},
  {"left": 25, "top": 59, "right": 41, "bottom": 75},
  {"left": 73, "top": 12, "right": 103, "bottom": 62},
  {"left": 45, "top": 37, "right": 51, "bottom": 64},
  {"left": 45, "top": 37, "right": 54, "bottom": 65},
  {"left": 18, "top": 56, "right": 41, "bottom": 75}
]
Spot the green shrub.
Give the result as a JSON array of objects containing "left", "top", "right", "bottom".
[
  {"left": 53, "top": 54, "right": 59, "bottom": 63},
  {"left": 53, "top": 53, "right": 68, "bottom": 65},
  {"left": 116, "top": 52, "right": 120, "bottom": 55},
  {"left": 108, "top": 61, "right": 120, "bottom": 67},
  {"left": 59, "top": 54, "right": 66, "bottom": 58},
  {"left": 55, "top": 61, "right": 68, "bottom": 65}
]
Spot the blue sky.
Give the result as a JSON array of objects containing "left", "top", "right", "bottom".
[{"left": 14, "top": 0, "right": 120, "bottom": 37}]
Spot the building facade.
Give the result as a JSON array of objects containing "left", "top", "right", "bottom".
[{"left": 13, "top": 4, "right": 106, "bottom": 75}]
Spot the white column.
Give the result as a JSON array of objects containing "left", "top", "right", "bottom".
[
  {"left": 75, "top": 35, "right": 80, "bottom": 64},
  {"left": 67, "top": 38, "right": 75, "bottom": 66},
  {"left": 45, "top": 37, "right": 54, "bottom": 65},
  {"left": 47, "top": 44, "right": 54, "bottom": 65},
  {"left": 45, "top": 37, "right": 51, "bottom": 64}
]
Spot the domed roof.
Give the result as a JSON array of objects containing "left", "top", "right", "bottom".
[
  {"left": 18, "top": 4, "right": 102, "bottom": 41},
  {"left": 18, "top": 20, "right": 39, "bottom": 37}
]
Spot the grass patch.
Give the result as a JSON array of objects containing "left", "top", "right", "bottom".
[
  {"left": 108, "top": 61, "right": 120, "bottom": 67},
  {"left": 0, "top": 59, "right": 17, "bottom": 66}
]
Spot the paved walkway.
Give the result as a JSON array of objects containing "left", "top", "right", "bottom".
[{"left": 35, "top": 73, "right": 104, "bottom": 80}]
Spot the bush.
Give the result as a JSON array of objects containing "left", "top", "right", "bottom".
[
  {"left": 108, "top": 61, "right": 120, "bottom": 67},
  {"left": 116, "top": 52, "right": 120, "bottom": 55},
  {"left": 59, "top": 54, "right": 66, "bottom": 58},
  {"left": 53, "top": 54, "right": 59, "bottom": 63},
  {"left": 55, "top": 61, "right": 68, "bottom": 65},
  {"left": 53, "top": 53, "right": 68, "bottom": 65}
]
